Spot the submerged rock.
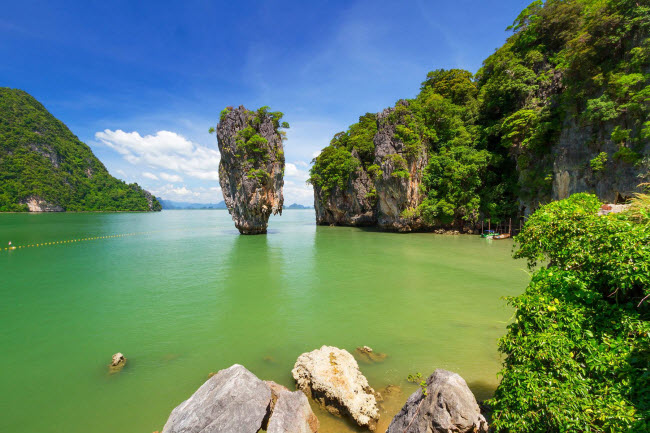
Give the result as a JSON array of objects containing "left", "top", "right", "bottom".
[
  {"left": 386, "top": 369, "right": 488, "bottom": 433},
  {"left": 292, "top": 345, "right": 379, "bottom": 431},
  {"left": 216, "top": 106, "right": 286, "bottom": 234},
  {"left": 355, "top": 346, "right": 387, "bottom": 363},
  {"left": 161, "top": 365, "right": 318, "bottom": 433}
]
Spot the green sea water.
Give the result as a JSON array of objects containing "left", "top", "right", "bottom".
[{"left": 0, "top": 210, "right": 529, "bottom": 432}]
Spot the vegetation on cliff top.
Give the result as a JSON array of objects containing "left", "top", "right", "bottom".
[
  {"left": 213, "top": 105, "right": 288, "bottom": 186},
  {"left": 0, "top": 88, "right": 161, "bottom": 212},
  {"left": 489, "top": 193, "right": 650, "bottom": 432},
  {"left": 309, "top": 0, "right": 650, "bottom": 226}
]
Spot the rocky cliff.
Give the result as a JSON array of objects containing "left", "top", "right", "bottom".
[
  {"left": 310, "top": 0, "right": 650, "bottom": 227},
  {"left": 0, "top": 88, "right": 161, "bottom": 212},
  {"left": 216, "top": 106, "right": 286, "bottom": 234}
]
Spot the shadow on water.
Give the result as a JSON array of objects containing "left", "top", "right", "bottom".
[{"left": 467, "top": 379, "right": 498, "bottom": 402}]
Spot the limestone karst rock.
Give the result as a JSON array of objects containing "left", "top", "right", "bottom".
[
  {"left": 292, "top": 345, "right": 379, "bottom": 431},
  {"left": 311, "top": 101, "right": 430, "bottom": 232},
  {"left": 386, "top": 369, "right": 489, "bottom": 433},
  {"left": 216, "top": 105, "right": 285, "bottom": 234}
]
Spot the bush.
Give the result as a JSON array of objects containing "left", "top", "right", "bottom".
[{"left": 489, "top": 193, "right": 650, "bottom": 432}]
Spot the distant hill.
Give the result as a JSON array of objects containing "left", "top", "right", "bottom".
[
  {"left": 0, "top": 88, "right": 161, "bottom": 212},
  {"left": 285, "top": 203, "right": 313, "bottom": 209},
  {"left": 160, "top": 199, "right": 227, "bottom": 209}
]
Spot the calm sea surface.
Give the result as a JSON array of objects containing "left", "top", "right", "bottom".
[{"left": 0, "top": 210, "right": 529, "bottom": 432}]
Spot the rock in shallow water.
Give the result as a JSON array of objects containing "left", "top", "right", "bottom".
[
  {"left": 267, "top": 386, "right": 319, "bottom": 433},
  {"left": 216, "top": 105, "right": 285, "bottom": 235},
  {"left": 292, "top": 345, "right": 379, "bottom": 430},
  {"left": 386, "top": 369, "right": 488, "bottom": 433},
  {"left": 161, "top": 364, "right": 319, "bottom": 433},
  {"left": 161, "top": 364, "right": 271, "bottom": 433}
]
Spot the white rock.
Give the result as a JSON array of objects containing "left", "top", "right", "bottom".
[{"left": 292, "top": 345, "right": 379, "bottom": 430}]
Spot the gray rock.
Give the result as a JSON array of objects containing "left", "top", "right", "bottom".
[
  {"left": 217, "top": 106, "right": 284, "bottom": 234},
  {"left": 386, "top": 369, "right": 488, "bottom": 433},
  {"left": 292, "top": 345, "right": 379, "bottom": 430},
  {"left": 267, "top": 388, "right": 319, "bottom": 433},
  {"left": 161, "top": 364, "right": 271, "bottom": 433}
]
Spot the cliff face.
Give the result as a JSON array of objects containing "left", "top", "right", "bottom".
[
  {"left": 217, "top": 106, "right": 285, "bottom": 234},
  {"left": 551, "top": 114, "right": 650, "bottom": 204},
  {"left": 313, "top": 162, "right": 376, "bottom": 226},
  {"left": 0, "top": 88, "right": 161, "bottom": 212},
  {"left": 373, "top": 105, "right": 428, "bottom": 231}
]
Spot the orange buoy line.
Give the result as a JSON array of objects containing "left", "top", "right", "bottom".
[{"left": 1, "top": 232, "right": 151, "bottom": 253}]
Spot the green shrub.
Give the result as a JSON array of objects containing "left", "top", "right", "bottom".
[
  {"left": 590, "top": 152, "right": 608, "bottom": 172},
  {"left": 489, "top": 193, "right": 650, "bottom": 432}
]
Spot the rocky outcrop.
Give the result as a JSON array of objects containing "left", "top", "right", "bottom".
[
  {"left": 20, "top": 196, "right": 64, "bottom": 212},
  {"left": 312, "top": 102, "right": 432, "bottom": 232},
  {"left": 386, "top": 369, "right": 488, "bottom": 433},
  {"left": 292, "top": 345, "right": 379, "bottom": 430},
  {"left": 161, "top": 364, "right": 318, "bottom": 433},
  {"left": 217, "top": 106, "right": 285, "bottom": 234}
]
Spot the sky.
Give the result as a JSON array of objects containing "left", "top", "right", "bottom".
[{"left": 0, "top": 0, "right": 531, "bottom": 205}]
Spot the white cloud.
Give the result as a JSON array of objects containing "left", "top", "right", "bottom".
[
  {"left": 283, "top": 179, "right": 313, "bottom": 206},
  {"left": 151, "top": 184, "right": 223, "bottom": 203},
  {"left": 142, "top": 171, "right": 159, "bottom": 180},
  {"left": 285, "top": 162, "right": 309, "bottom": 182},
  {"left": 159, "top": 172, "right": 183, "bottom": 182},
  {"left": 95, "top": 129, "right": 220, "bottom": 181}
]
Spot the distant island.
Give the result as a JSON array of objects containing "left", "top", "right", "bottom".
[
  {"left": 159, "top": 200, "right": 227, "bottom": 210},
  {"left": 160, "top": 200, "right": 312, "bottom": 210},
  {"left": 0, "top": 88, "right": 161, "bottom": 212}
]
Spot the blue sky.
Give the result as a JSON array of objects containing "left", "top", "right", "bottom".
[{"left": 1, "top": 0, "right": 529, "bottom": 204}]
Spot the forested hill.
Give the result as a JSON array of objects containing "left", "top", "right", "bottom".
[
  {"left": 309, "top": 0, "right": 650, "bottom": 231},
  {"left": 0, "top": 88, "right": 161, "bottom": 212}
]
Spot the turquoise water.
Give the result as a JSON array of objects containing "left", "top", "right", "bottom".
[{"left": 0, "top": 210, "right": 529, "bottom": 432}]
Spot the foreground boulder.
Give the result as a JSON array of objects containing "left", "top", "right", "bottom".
[
  {"left": 216, "top": 105, "right": 286, "bottom": 234},
  {"left": 267, "top": 387, "right": 319, "bottom": 433},
  {"left": 292, "top": 345, "right": 379, "bottom": 430},
  {"left": 386, "top": 369, "right": 488, "bottom": 433},
  {"left": 161, "top": 365, "right": 270, "bottom": 433},
  {"left": 161, "top": 364, "right": 318, "bottom": 433}
]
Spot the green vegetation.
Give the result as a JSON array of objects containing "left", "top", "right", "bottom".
[
  {"left": 489, "top": 193, "right": 650, "bottom": 432},
  {"left": 0, "top": 88, "right": 161, "bottom": 212},
  {"left": 215, "top": 105, "right": 287, "bottom": 187},
  {"left": 590, "top": 151, "right": 608, "bottom": 171},
  {"left": 309, "top": 0, "right": 650, "bottom": 227}
]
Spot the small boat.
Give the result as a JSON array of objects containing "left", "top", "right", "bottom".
[
  {"left": 493, "top": 233, "right": 511, "bottom": 240},
  {"left": 481, "top": 230, "right": 496, "bottom": 238}
]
